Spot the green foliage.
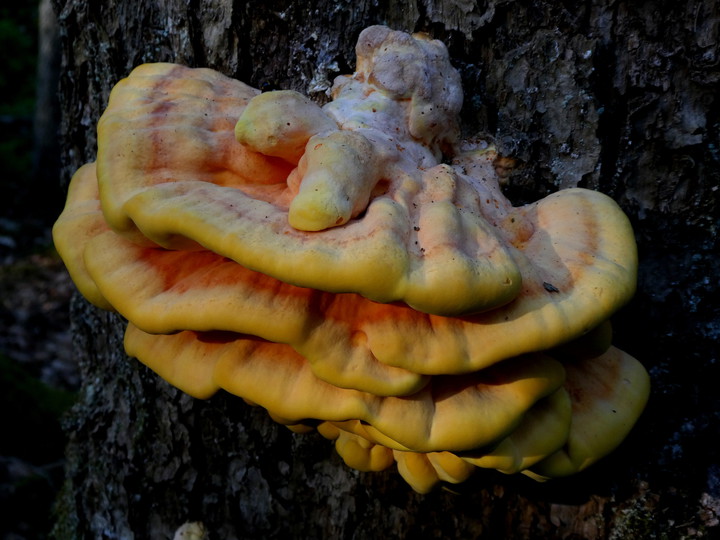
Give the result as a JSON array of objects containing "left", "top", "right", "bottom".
[
  {"left": 0, "top": 5, "right": 38, "bottom": 117},
  {"left": 0, "top": 353, "right": 76, "bottom": 463},
  {"left": 0, "top": 2, "right": 43, "bottom": 250}
]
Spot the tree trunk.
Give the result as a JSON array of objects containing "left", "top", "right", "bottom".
[
  {"left": 51, "top": 1, "right": 719, "bottom": 538},
  {"left": 34, "top": 0, "right": 62, "bottom": 221}
]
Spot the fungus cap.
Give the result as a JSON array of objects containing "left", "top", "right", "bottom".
[
  {"left": 527, "top": 346, "right": 651, "bottom": 479},
  {"left": 124, "top": 323, "right": 566, "bottom": 453},
  {"left": 52, "top": 162, "right": 113, "bottom": 311},
  {"left": 57, "top": 162, "right": 636, "bottom": 395},
  {"left": 91, "top": 43, "right": 524, "bottom": 316}
]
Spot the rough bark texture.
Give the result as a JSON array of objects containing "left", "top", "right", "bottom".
[{"left": 51, "top": 1, "right": 719, "bottom": 538}]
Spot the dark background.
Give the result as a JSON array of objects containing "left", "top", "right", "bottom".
[{"left": 0, "top": 3, "right": 76, "bottom": 539}]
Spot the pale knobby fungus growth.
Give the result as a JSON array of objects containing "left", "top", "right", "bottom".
[{"left": 53, "top": 26, "right": 650, "bottom": 493}]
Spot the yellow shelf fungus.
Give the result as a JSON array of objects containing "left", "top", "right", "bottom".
[{"left": 53, "top": 25, "right": 649, "bottom": 492}]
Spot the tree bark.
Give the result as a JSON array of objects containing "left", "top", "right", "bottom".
[{"left": 51, "top": 1, "right": 720, "bottom": 538}]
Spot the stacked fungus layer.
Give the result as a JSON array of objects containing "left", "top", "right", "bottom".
[{"left": 53, "top": 26, "right": 650, "bottom": 492}]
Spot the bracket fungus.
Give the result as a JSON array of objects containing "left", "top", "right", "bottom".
[{"left": 54, "top": 26, "right": 650, "bottom": 493}]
